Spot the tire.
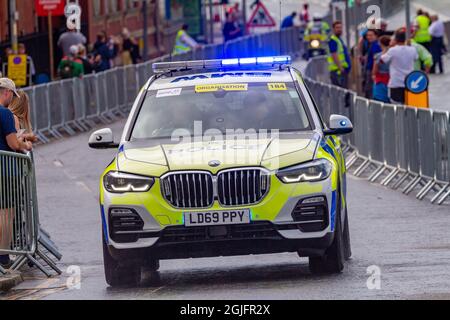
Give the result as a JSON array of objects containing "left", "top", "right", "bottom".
[
  {"left": 143, "top": 258, "right": 160, "bottom": 272},
  {"left": 343, "top": 207, "right": 352, "bottom": 261},
  {"left": 103, "top": 233, "right": 141, "bottom": 287},
  {"left": 309, "top": 193, "right": 345, "bottom": 275}
]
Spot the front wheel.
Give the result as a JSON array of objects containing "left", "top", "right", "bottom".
[
  {"left": 309, "top": 195, "right": 345, "bottom": 275},
  {"left": 343, "top": 206, "right": 352, "bottom": 261},
  {"left": 103, "top": 233, "right": 141, "bottom": 287}
]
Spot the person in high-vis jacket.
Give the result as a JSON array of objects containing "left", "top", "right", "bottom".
[
  {"left": 414, "top": 9, "right": 432, "bottom": 51},
  {"left": 172, "top": 24, "right": 200, "bottom": 56},
  {"left": 328, "top": 21, "right": 351, "bottom": 88},
  {"left": 304, "top": 15, "right": 330, "bottom": 42}
]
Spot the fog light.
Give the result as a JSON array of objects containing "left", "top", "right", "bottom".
[
  {"left": 111, "top": 208, "right": 134, "bottom": 215},
  {"left": 302, "top": 196, "right": 326, "bottom": 205}
]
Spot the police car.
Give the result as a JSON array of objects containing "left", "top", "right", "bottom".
[{"left": 89, "top": 56, "right": 354, "bottom": 287}]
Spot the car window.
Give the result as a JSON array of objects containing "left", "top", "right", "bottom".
[
  {"left": 294, "top": 70, "right": 326, "bottom": 129},
  {"left": 131, "top": 83, "right": 312, "bottom": 140}
]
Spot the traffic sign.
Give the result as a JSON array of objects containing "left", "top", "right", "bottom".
[
  {"left": 405, "top": 70, "right": 429, "bottom": 94},
  {"left": 405, "top": 70, "right": 429, "bottom": 108},
  {"left": 7, "top": 55, "right": 28, "bottom": 87},
  {"left": 247, "top": 1, "right": 276, "bottom": 28},
  {"left": 35, "top": 0, "right": 66, "bottom": 17}
]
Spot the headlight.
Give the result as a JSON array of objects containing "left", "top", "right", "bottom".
[
  {"left": 310, "top": 39, "right": 320, "bottom": 48},
  {"left": 276, "top": 159, "right": 332, "bottom": 183},
  {"left": 104, "top": 171, "right": 155, "bottom": 193}
]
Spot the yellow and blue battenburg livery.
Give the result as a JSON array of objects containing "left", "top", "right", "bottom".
[{"left": 89, "top": 56, "right": 354, "bottom": 286}]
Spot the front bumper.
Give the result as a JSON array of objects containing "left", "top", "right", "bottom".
[
  {"left": 108, "top": 225, "right": 335, "bottom": 261},
  {"left": 101, "top": 174, "right": 338, "bottom": 256}
]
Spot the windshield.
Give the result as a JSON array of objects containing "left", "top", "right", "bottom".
[{"left": 131, "top": 82, "right": 311, "bottom": 140}]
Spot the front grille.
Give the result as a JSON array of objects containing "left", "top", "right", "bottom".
[
  {"left": 161, "top": 172, "right": 214, "bottom": 209},
  {"left": 161, "top": 168, "right": 270, "bottom": 209},
  {"left": 217, "top": 169, "right": 270, "bottom": 206}
]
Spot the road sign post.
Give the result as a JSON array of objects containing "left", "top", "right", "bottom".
[
  {"left": 405, "top": 70, "right": 430, "bottom": 108},
  {"left": 35, "top": 0, "right": 66, "bottom": 80}
]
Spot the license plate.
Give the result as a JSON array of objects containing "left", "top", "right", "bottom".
[{"left": 184, "top": 210, "right": 251, "bottom": 227}]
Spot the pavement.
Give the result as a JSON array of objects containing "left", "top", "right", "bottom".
[
  {"left": 0, "top": 118, "right": 448, "bottom": 300},
  {"left": 0, "top": 272, "right": 23, "bottom": 293}
]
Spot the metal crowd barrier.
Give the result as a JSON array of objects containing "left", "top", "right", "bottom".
[
  {"left": 304, "top": 56, "right": 450, "bottom": 205},
  {"left": 0, "top": 151, "right": 62, "bottom": 277}
]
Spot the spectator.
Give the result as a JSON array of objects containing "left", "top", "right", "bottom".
[
  {"left": 376, "top": 19, "right": 394, "bottom": 37},
  {"left": 57, "top": 27, "right": 87, "bottom": 57},
  {"left": 8, "top": 90, "right": 38, "bottom": 144},
  {"left": 109, "top": 36, "right": 121, "bottom": 68},
  {"left": 172, "top": 24, "right": 200, "bottom": 55},
  {"left": 17, "top": 43, "right": 36, "bottom": 86},
  {"left": 362, "top": 29, "right": 382, "bottom": 99},
  {"left": 122, "top": 28, "right": 142, "bottom": 65},
  {"left": 233, "top": 3, "right": 245, "bottom": 32},
  {"left": 300, "top": 3, "right": 310, "bottom": 26},
  {"left": 0, "top": 48, "right": 13, "bottom": 78},
  {"left": 381, "top": 29, "right": 418, "bottom": 104},
  {"left": 223, "top": 13, "right": 242, "bottom": 43},
  {"left": 281, "top": 12, "right": 297, "bottom": 29},
  {"left": 372, "top": 35, "right": 391, "bottom": 103},
  {"left": 429, "top": 15, "right": 446, "bottom": 74},
  {"left": 410, "top": 30, "right": 433, "bottom": 73},
  {"left": 414, "top": 9, "right": 432, "bottom": 51},
  {"left": 78, "top": 45, "right": 94, "bottom": 75},
  {"left": 5, "top": 47, "right": 13, "bottom": 60},
  {"left": 328, "top": 21, "right": 351, "bottom": 88},
  {"left": 93, "top": 33, "right": 116, "bottom": 72},
  {"left": 58, "top": 45, "right": 84, "bottom": 79},
  {"left": 0, "top": 78, "right": 32, "bottom": 268}
]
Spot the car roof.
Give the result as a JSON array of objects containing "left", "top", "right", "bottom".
[{"left": 148, "top": 69, "right": 295, "bottom": 90}]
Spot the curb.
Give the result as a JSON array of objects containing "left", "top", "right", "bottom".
[{"left": 0, "top": 272, "right": 23, "bottom": 292}]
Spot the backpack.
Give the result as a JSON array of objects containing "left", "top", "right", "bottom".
[{"left": 59, "top": 58, "right": 75, "bottom": 79}]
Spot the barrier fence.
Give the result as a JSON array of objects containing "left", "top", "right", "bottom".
[
  {"left": 0, "top": 151, "right": 61, "bottom": 277},
  {"left": 305, "top": 56, "right": 450, "bottom": 205}
]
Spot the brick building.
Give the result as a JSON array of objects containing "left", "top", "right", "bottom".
[{"left": 0, "top": 0, "right": 184, "bottom": 77}]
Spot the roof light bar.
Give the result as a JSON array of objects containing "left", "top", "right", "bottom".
[{"left": 152, "top": 56, "right": 292, "bottom": 74}]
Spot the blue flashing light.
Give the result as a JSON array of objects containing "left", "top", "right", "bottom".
[
  {"left": 221, "top": 56, "right": 291, "bottom": 67},
  {"left": 240, "top": 57, "right": 257, "bottom": 64},
  {"left": 153, "top": 56, "right": 292, "bottom": 74},
  {"left": 340, "top": 121, "right": 347, "bottom": 127},
  {"left": 257, "top": 57, "right": 274, "bottom": 64},
  {"left": 273, "top": 56, "right": 291, "bottom": 63},
  {"left": 222, "top": 58, "right": 239, "bottom": 66}
]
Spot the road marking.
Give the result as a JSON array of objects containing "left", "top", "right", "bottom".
[
  {"left": 4, "top": 278, "right": 63, "bottom": 300},
  {"left": 76, "top": 181, "right": 94, "bottom": 194},
  {"left": 53, "top": 159, "right": 64, "bottom": 168}
]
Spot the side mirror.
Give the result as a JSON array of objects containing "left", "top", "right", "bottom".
[
  {"left": 89, "top": 128, "right": 120, "bottom": 149},
  {"left": 323, "top": 115, "right": 353, "bottom": 136}
]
